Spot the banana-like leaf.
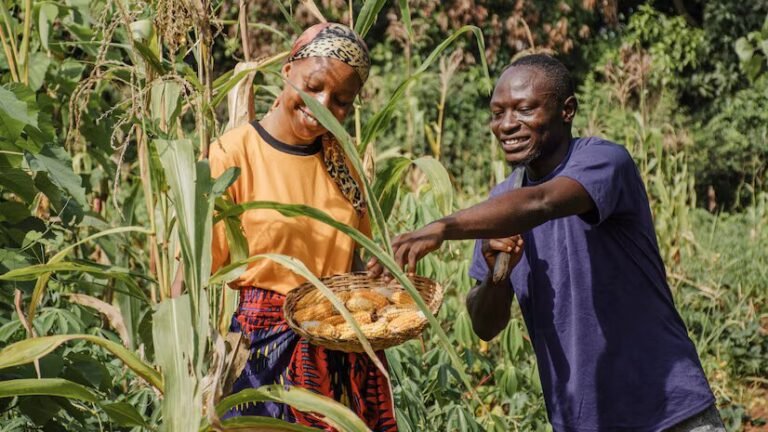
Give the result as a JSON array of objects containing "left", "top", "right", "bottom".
[
  {"left": 354, "top": 0, "right": 388, "bottom": 38},
  {"left": 361, "top": 25, "right": 490, "bottom": 151},
  {"left": 100, "top": 402, "right": 149, "bottom": 427},
  {"left": 215, "top": 201, "right": 481, "bottom": 405},
  {"left": 0, "top": 378, "right": 98, "bottom": 403},
  {"left": 25, "top": 226, "right": 152, "bottom": 325},
  {"left": 210, "top": 253, "right": 387, "bottom": 380},
  {"left": 0, "top": 334, "right": 163, "bottom": 392},
  {"left": 215, "top": 385, "right": 371, "bottom": 432},
  {"left": 215, "top": 416, "right": 318, "bottom": 431}
]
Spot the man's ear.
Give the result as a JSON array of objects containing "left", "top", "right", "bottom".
[{"left": 562, "top": 95, "right": 578, "bottom": 123}]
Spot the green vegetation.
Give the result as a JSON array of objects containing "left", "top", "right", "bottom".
[{"left": 0, "top": 1, "right": 766, "bottom": 431}]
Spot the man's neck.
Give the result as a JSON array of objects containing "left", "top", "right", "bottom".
[{"left": 525, "top": 135, "right": 573, "bottom": 181}]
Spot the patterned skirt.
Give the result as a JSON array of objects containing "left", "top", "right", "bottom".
[{"left": 225, "top": 287, "right": 398, "bottom": 431}]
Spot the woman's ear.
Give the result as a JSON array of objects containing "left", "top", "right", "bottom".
[{"left": 281, "top": 62, "right": 292, "bottom": 80}]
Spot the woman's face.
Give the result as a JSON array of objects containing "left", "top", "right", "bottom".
[{"left": 278, "top": 57, "right": 362, "bottom": 144}]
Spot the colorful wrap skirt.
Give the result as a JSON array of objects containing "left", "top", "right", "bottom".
[{"left": 225, "top": 287, "right": 398, "bottom": 431}]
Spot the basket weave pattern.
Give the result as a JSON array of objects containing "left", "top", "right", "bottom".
[{"left": 284, "top": 272, "right": 444, "bottom": 352}]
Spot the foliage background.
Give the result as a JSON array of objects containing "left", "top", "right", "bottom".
[{"left": 0, "top": 0, "right": 767, "bottom": 431}]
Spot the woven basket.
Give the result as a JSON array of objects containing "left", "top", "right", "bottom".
[{"left": 284, "top": 272, "right": 443, "bottom": 352}]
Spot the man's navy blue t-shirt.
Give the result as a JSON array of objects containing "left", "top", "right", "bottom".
[{"left": 469, "top": 137, "right": 714, "bottom": 431}]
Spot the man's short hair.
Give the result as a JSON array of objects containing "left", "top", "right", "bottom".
[{"left": 507, "top": 54, "right": 575, "bottom": 103}]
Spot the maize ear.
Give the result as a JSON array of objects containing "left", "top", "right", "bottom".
[
  {"left": 294, "top": 300, "right": 335, "bottom": 322},
  {"left": 300, "top": 320, "right": 321, "bottom": 331},
  {"left": 392, "top": 290, "right": 417, "bottom": 306},
  {"left": 346, "top": 291, "right": 387, "bottom": 312},
  {"left": 372, "top": 286, "right": 396, "bottom": 301},
  {"left": 387, "top": 311, "right": 426, "bottom": 333},
  {"left": 312, "top": 322, "right": 338, "bottom": 338},
  {"left": 337, "top": 320, "right": 388, "bottom": 339},
  {"left": 320, "top": 311, "right": 373, "bottom": 327},
  {"left": 377, "top": 304, "right": 418, "bottom": 322},
  {"left": 296, "top": 289, "right": 325, "bottom": 309}
]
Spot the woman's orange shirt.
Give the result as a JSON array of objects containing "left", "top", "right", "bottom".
[{"left": 209, "top": 122, "right": 371, "bottom": 295}]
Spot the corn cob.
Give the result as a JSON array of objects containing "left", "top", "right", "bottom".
[
  {"left": 294, "top": 300, "right": 335, "bottom": 322},
  {"left": 320, "top": 311, "right": 373, "bottom": 327},
  {"left": 372, "top": 286, "right": 396, "bottom": 301},
  {"left": 377, "top": 304, "right": 418, "bottom": 322},
  {"left": 392, "top": 290, "right": 417, "bottom": 306},
  {"left": 387, "top": 311, "right": 426, "bottom": 333},
  {"left": 312, "top": 322, "right": 338, "bottom": 338},
  {"left": 346, "top": 292, "right": 388, "bottom": 312},
  {"left": 337, "top": 320, "right": 388, "bottom": 339},
  {"left": 296, "top": 289, "right": 324, "bottom": 309},
  {"left": 300, "top": 320, "right": 321, "bottom": 331}
]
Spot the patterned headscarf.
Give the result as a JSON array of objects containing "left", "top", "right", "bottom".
[
  {"left": 289, "top": 23, "right": 370, "bottom": 84},
  {"left": 287, "top": 23, "right": 369, "bottom": 217}
]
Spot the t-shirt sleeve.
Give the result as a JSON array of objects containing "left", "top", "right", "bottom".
[
  {"left": 468, "top": 238, "right": 488, "bottom": 282},
  {"left": 556, "top": 140, "right": 636, "bottom": 225},
  {"left": 208, "top": 138, "right": 236, "bottom": 274}
]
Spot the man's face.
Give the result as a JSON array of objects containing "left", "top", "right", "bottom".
[{"left": 489, "top": 66, "right": 570, "bottom": 166}]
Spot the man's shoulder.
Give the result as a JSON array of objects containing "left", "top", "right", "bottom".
[{"left": 572, "top": 136, "right": 633, "bottom": 165}]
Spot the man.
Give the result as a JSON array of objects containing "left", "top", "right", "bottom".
[{"left": 369, "top": 54, "right": 723, "bottom": 431}]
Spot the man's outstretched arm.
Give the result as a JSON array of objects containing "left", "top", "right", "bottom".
[{"left": 383, "top": 176, "right": 594, "bottom": 273}]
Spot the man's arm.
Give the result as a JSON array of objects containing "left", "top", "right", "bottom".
[
  {"left": 466, "top": 276, "right": 514, "bottom": 341},
  {"left": 390, "top": 176, "right": 594, "bottom": 272}
]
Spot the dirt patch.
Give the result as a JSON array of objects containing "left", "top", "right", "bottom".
[{"left": 745, "top": 387, "right": 768, "bottom": 432}]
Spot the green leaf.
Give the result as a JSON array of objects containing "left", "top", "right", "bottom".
[
  {"left": 354, "top": 0, "right": 387, "bottom": 38},
  {"left": 25, "top": 144, "right": 86, "bottom": 205},
  {"left": 101, "top": 402, "right": 148, "bottom": 427},
  {"left": 735, "top": 37, "right": 755, "bottom": 62},
  {"left": 398, "top": 0, "right": 414, "bottom": 41},
  {"left": 0, "top": 334, "right": 163, "bottom": 392},
  {"left": 0, "top": 85, "right": 38, "bottom": 143},
  {"left": 152, "top": 294, "right": 206, "bottom": 431},
  {"left": 412, "top": 156, "right": 454, "bottom": 216},
  {"left": 28, "top": 52, "right": 51, "bottom": 92},
  {"left": 38, "top": 3, "right": 58, "bottom": 51},
  {"left": 0, "top": 165, "right": 36, "bottom": 203},
  {"left": 215, "top": 385, "right": 371, "bottom": 432},
  {"left": 134, "top": 40, "right": 167, "bottom": 74},
  {"left": 373, "top": 156, "right": 411, "bottom": 220},
  {"left": 25, "top": 226, "right": 151, "bottom": 323},
  {"left": 0, "top": 378, "right": 98, "bottom": 403},
  {"left": 216, "top": 416, "right": 319, "bottom": 431},
  {"left": 150, "top": 80, "right": 183, "bottom": 131}
]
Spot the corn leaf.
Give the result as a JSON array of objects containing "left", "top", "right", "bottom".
[
  {"left": 215, "top": 416, "right": 318, "bottom": 431},
  {"left": 215, "top": 385, "right": 371, "bottom": 432},
  {"left": 0, "top": 334, "right": 162, "bottom": 391},
  {"left": 0, "top": 378, "right": 98, "bottom": 403},
  {"left": 354, "top": 0, "right": 387, "bottom": 38}
]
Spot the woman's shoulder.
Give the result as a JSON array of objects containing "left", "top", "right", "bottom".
[{"left": 209, "top": 122, "right": 259, "bottom": 166}]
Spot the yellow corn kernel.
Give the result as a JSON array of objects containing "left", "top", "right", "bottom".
[
  {"left": 296, "top": 289, "right": 324, "bottom": 309},
  {"left": 387, "top": 311, "right": 425, "bottom": 333}
]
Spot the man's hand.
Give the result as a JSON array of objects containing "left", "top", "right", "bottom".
[
  {"left": 482, "top": 235, "right": 525, "bottom": 271},
  {"left": 366, "top": 222, "right": 446, "bottom": 279}
]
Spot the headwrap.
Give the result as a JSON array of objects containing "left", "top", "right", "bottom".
[
  {"left": 287, "top": 23, "right": 369, "bottom": 217},
  {"left": 288, "top": 23, "right": 370, "bottom": 84}
]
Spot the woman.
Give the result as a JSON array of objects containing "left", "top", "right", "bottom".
[{"left": 209, "top": 23, "right": 397, "bottom": 431}]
